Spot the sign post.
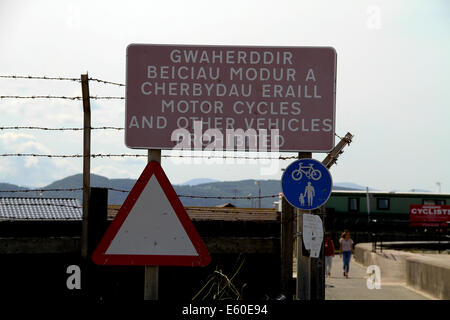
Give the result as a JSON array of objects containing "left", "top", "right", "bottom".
[
  {"left": 281, "top": 156, "right": 332, "bottom": 300},
  {"left": 145, "top": 149, "right": 161, "bottom": 300},
  {"left": 120, "top": 43, "right": 338, "bottom": 301},
  {"left": 92, "top": 157, "right": 211, "bottom": 299}
]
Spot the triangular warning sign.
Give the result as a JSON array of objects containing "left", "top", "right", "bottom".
[{"left": 92, "top": 161, "right": 211, "bottom": 266}]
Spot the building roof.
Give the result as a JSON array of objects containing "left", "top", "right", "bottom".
[
  {"left": 215, "top": 203, "right": 236, "bottom": 208},
  {"left": 107, "top": 205, "right": 278, "bottom": 222},
  {"left": 331, "top": 190, "right": 450, "bottom": 197},
  {"left": 0, "top": 197, "right": 82, "bottom": 221}
]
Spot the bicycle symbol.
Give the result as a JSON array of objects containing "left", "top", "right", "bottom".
[{"left": 291, "top": 162, "right": 322, "bottom": 181}]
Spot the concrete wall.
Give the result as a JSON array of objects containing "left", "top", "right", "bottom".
[
  {"left": 406, "top": 256, "right": 450, "bottom": 300},
  {"left": 354, "top": 243, "right": 413, "bottom": 282},
  {"left": 354, "top": 242, "right": 450, "bottom": 300}
]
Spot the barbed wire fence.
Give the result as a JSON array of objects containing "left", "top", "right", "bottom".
[
  {"left": 0, "top": 74, "right": 346, "bottom": 206},
  {"left": 0, "top": 186, "right": 280, "bottom": 200}
]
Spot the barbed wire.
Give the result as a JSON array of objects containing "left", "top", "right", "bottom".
[
  {"left": 0, "top": 127, "right": 346, "bottom": 140},
  {"left": 0, "top": 202, "right": 82, "bottom": 210},
  {"left": 0, "top": 95, "right": 82, "bottom": 100},
  {"left": 90, "top": 96, "right": 124, "bottom": 100},
  {"left": 0, "top": 75, "right": 80, "bottom": 82},
  {"left": 0, "top": 188, "right": 83, "bottom": 193},
  {"left": 0, "top": 186, "right": 280, "bottom": 199},
  {"left": 88, "top": 78, "right": 125, "bottom": 87},
  {"left": 184, "top": 207, "right": 278, "bottom": 215},
  {"left": 0, "top": 126, "right": 124, "bottom": 131},
  {"left": 0, "top": 153, "right": 298, "bottom": 160},
  {"left": 0, "top": 75, "right": 125, "bottom": 87},
  {"left": 106, "top": 187, "right": 279, "bottom": 199},
  {"left": 107, "top": 207, "right": 275, "bottom": 214},
  {"left": 0, "top": 95, "right": 124, "bottom": 100},
  {"left": 179, "top": 194, "right": 279, "bottom": 200}
]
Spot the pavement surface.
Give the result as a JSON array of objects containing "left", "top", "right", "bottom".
[{"left": 324, "top": 256, "right": 431, "bottom": 300}]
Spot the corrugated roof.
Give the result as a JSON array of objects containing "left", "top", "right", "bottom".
[
  {"left": 0, "top": 197, "right": 82, "bottom": 220},
  {"left": 332, "top": 190, "right": 450, "bottom": 196}
]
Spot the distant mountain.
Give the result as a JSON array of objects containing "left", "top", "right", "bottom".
[
  {"left": 181, "top": 178, "right": 220, "bottom": 186},
  {"left": 0, "top": 175, "right": 393, "bottom": 207},
  {"left": 333, "top": 182, "right": 377, "bottom": 191},
  {"left": 407, "top": 189, "right": 431, "bottom": 193},
  {"left": 0, "top": 175, "right": 282, "bottom": 207}
]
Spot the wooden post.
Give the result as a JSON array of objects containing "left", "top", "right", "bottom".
[
  {"left": 86, "top": 187, "right": 108, "bottom": 299},
  {"left": 280, "top": 196, "right": 294, "bottom": 298},
  {"left": 296, "top": 152, "right": 312, "bottom": 300},
  {"left": 144, "top": 149, "right": 161, "bottom": 300},
  {"left": 81, "top": 74, "right": 91, "bottom": 259},
  {"left": 311, "top": 132, "right": 353, "bottom": 299},
  {"left": 321, "top": 132, "right": 353, "bottom": 168}
]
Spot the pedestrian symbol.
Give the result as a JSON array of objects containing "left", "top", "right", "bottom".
[{"left": 281, "top": 158, "right": 332, "bottom": 210}]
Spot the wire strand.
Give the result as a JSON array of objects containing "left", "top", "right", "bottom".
[
  {"left": 0, "top": 126, "right": 123, "bottom": 131},
  {"left": 0, "top": 202, "right": 82, "bottom": 210},
  {"left": 0, "top": 153, "right": 298, "bottom": 160},
  {"left": 0, "top": 95, "right": 124, "bottom": 100},
  {"left": 0, "top": 75, "right": 80, "bottom": 82},
  {"left": 0, "top": 95, "right": 82, "bottom": 100},
  {"left": 88, "top": 78, "right": 125, "bottom": 87},
  {"left": 0, "top": 187, "right": 280, "bottom": 199}
]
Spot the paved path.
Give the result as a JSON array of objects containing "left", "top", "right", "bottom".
[{"left": 325, "top": 256, "right": 431, "bottom": 300}]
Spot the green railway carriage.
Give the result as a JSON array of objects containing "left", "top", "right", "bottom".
[{"left": 324, "top": 191, "right": 450, "bottom": 241}]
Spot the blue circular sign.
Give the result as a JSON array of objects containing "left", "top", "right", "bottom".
[{"left": 281, "top": 158, "right": 332, "bottom": 210}]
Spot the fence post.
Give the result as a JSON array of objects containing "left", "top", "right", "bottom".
[
  {"left": 296, "top": 152, "right": 312, "bottom": 300},
  {"left": 280, "top": 196, "right": 294, "bottom": 298},
  {"left": 86, "top": 187, "right": 108, "bottom": 298},
  {"left": 81, "top": 74, "right": 91, "bottom": 259}
]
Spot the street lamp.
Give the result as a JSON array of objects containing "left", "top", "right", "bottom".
[{"left": 436, "top": 182, "right": 441, "bottom": 193}]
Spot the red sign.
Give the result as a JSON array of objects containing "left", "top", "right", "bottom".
[
  {"left": 126, "top": 44, "right": 336, "bottom": 152},
  {"left": 409, "top": 205, "right": 450, "bottom": 227},
  {"left": 92, "top": 161, "right": 211, "bottom": 266}
]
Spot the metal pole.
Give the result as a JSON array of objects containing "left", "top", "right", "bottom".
[
  {"left": 81, "top": 74, "right": 91, "bottom": 259},
  {"left": 144, "top": 149, "right": 161, "bottom": 300},
  {"left": 296, "top": 152, "right": 312, "bottom": 300}
]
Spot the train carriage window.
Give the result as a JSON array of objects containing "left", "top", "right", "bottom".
[
  {"left": 348, "top": 198, "right": 360, "bottom": 212},
  {"left": 377, "top": 198, "right": 390, "bottom": 210},
  {"left": 423, "top": 199, "right": 446, "bottom": 205}
]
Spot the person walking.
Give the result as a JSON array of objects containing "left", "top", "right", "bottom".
[
  {"left": 339, "top": 231, "right": 354, "bottom": 278},
  {"left": 324, "top": 232, "right": 335, "bottom": 277}
]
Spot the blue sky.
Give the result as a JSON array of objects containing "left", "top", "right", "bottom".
[{"left": 0, "top": 0, "right": 449, "bottom": 193}]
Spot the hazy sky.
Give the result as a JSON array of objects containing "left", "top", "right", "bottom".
[{"left": 0, "top": 0, "right": 449, "bottom": 193}]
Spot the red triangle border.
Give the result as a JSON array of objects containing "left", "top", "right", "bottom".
[{"left": 92, "top": 161, "right": 211, "bottom": 266}]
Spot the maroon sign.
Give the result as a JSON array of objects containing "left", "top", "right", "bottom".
[
  {"left": 125, "top": 44, "right": 336, "bottom": 152},
  {"left": 409, "top": 205, "right": 450, "bottom": 227}
]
